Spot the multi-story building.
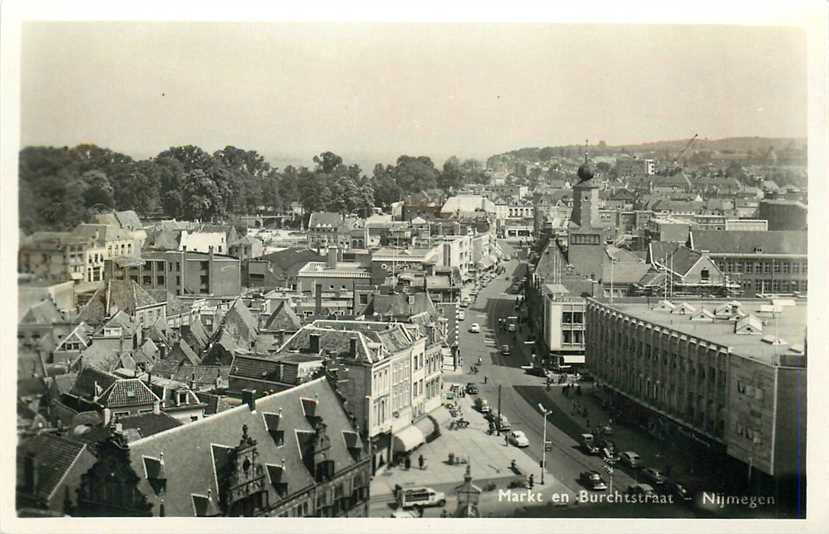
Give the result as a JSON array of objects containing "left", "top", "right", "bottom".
[
  {"left": 616, "top": 157, "right": 656, "bottom": 177},
  {"left": 296, "top": 248, "right": 373, "bottom": 296},
  {"left": 586, "top": 298, "right": 806, "bottom": 492},
  {"left": 688, "top": 230, "right": 808, "bottom": 297},
  {"left": 758, "top": 199, "right": 808, "bottom": 231},
  {"left": 279, "top": 320, "right": 442, "bottom": 473},
  {"left": 122, "top": 378, "right": 370, "bottom": 517},
  {"left": 19, "top": 232, "right": 105, "bottom": 283},
  {"left": 540, "top": 284, "right": 586, "bottom": 368},
  {"left": 105, "top": 249, "right": 242, "bottom": 297}
]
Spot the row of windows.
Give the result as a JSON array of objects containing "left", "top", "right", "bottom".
[
  {"left": 719, "top": 259, "right": 807, "bottom": 274},
  {"left": 740, "top": 279, "right": 807, "bottom": 292}
]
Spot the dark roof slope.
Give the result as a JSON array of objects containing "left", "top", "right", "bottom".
[
  {"left": 690, "top": 230, "right": 807, "bottom": 255},
  {"left": 262, "top": 301, "right": 302, "bottom": 332},
  {"left": 17, "top": 434, "right": 88, "bottom": 501},
  {"left": 78, "top": 280, "right": 159, "bottom": 324},
  {"left": 126, "top": 378, "right": 365, "bottom": 516}
]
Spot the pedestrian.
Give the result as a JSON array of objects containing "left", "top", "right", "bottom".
[
  {"left": 484, "top": 376, "right": 488, "bottom": 384},
  {"left": 528, "top": 473, "right": 535, "bottom": 489},
  {"left": 505, "top": 433, "right": 509, "bottom": 446},
  {"left": 418, "top": 454, "right": 425, "bottom": 470}
]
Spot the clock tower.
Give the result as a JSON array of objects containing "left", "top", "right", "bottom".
[{"left": 567, "top": 152, "right": 609, "bottom": 278}]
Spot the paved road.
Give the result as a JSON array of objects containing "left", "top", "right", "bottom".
[{"left": 448, "top": 241, "right": 637, "bottom": 500}]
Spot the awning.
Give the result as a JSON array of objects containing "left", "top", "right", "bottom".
[
  {"left": 393, "top": 425, "right": 425, "bottom": 452},
  {"left": 562, "top": 355, "right": 586, "bottom": 364},
  {"left": 414, "top": 416, "right": 437, "bottom": 441}
]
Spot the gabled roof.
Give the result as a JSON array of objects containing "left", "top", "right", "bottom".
[
  {"left": 262, "top": 301, "right": 302, "bottom": 332},
  {"left": 256, "top": 248, "right": 322, "bottom": 279},
  {"left": 735, "top": 314, "right": 763, "bottom": 335},
  {"left": 126, "top": 378, "right": 365, "bottom": 517},
  {"left": 100, "top": 378, "right": 160, "bottom": 408},
  {"left": 689, "top": 230, "right": 807, "bottom": 255},
  {"left": 220, "top": 299, "right": 259, "bottom": 342},
  {"left": 19, "top": 299, "right": 63, "bottom": 325},
  {"left": 308, "top": 211, "right": 344, "bottom": 229},
  {"left": 115, "top": 210, "right": 143, "bottom": 230},
  {"left": 78, "top": 280, "right": 159, "bottom": 324},
  {"left": 648, "top": 242, "right": 708, "bottom": 277}
]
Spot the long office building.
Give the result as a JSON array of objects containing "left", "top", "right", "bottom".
[{"left": 585, "top": 297, "right": 806, "bottom": 483}]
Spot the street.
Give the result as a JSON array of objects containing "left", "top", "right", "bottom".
[{"left": 446, "top": 241, "right": 638, "bottom": 507}]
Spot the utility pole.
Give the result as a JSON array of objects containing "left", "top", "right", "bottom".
[
  {"left": 538, "top": 403, "right": 551, "bottom": 485},
  {"left": 497, "top": 385, "right": 502, "bottom": 436}
]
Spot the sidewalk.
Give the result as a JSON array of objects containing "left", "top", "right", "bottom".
[{"left": 371, "top": 395, "right": 571, "bottom": 500}]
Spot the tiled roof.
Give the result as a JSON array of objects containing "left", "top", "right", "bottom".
[
  {"left": 220, "top": 299, "right": 259, "bottom": 342},
  {"left": 78, "top": 280, "right": 159, "bottom": 324},
  {"left": 17, "top": 433, "right": 88, "bottom": 501},
  {"left": 280, "top": 326, "right": 373, "bottom": 362},
  {"left": 100, "top": 378, "right": 160, "bottom": 408},
  {"left": 126, "top": 378, "right": 366, "bottom": 517},
  {"left": 257, "top": 248, "right": 322, "bottom": 279},
  {"left": 115, "top": 210, "right": 142, "bottom": 230},
  {"left": 308, "top": 211, "right": 344, "bottom": 229},
  {"left": 368, "top": 293, "right": 436, "bottom": 319},
  {"left": 690, "top": 230, "right": 807, "bottom": 255},
  {"left": 263, "top": 301, "right": 302, "bottom": 332}
]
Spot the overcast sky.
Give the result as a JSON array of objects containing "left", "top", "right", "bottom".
[{"left": 21, "top": 23, "right": 806, "bottom": 167}]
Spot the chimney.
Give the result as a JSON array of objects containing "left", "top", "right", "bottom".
[
  {"left": 315, "top": 284, "right": 323, "bottom": 316},
  {"left": 309, "top": 333, "right": 320, "bottom": 354},
  {"left": 350, "top": 337, "right": 358, "bottom": 358},
  {"left": 242, "top": 388, "right": 257, "bottom": 411},
  {"left": 327, "top": 247, "right": 337, "bottom": 269}
]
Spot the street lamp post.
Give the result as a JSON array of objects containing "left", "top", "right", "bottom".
[{"left": 538, "top": 403, "right": 552, "bottom": 485}]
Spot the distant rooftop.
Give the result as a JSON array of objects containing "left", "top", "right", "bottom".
[{"left": 593, "top": 298, "right": 807, "bottom": 367}]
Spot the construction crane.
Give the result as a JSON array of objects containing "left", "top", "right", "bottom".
[{"left": 671, "top": 133, "right": 699, "bottom": 169}]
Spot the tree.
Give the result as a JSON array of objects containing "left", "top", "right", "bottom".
[
  {"left": 372, "top": 163, "right": 402, "bottom": 208},
  {"left": 179, "top": 167, "right": 234, "bottom": 222},
  {"left": 313, "top": 151, "right": 344, "bottom": 174},
  {"left": 439, "top": 156, "right": 463, "bottom": 192},
  {"left": 157, "top": 145, "right": 212, "bottom": 173},
  {"left": 392, "top": 155, "right": 439, "bottom": 194}
]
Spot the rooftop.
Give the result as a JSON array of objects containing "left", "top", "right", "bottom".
[{"left": 593, "top": 298, "right": 807, "bottom": 366}]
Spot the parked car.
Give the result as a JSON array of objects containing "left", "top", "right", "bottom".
[
  {"left": 619, "top": 451, "right": 642, "bottom": 469},
  {"left": 465, "top": 383, "right": 479, "bottom": 394},
  {"left": 469, "top": 323, "right": 481, "bottom": 333},
  {"left": 399, "top": 487, "right": 447, "bottom": 509},
  {"left": 507, "top": 323, "right": 517, "bottom": 333},
  {"left": 527, "top": 366, "right": 547, "bottom": 377},
  {"left": 458, "top": 310, "right": 465, "bottom": 321},
  {"left": 579, "top": 471, "right": 608, "bottom": 491},
  {"left": 626, "top": 483, "right": 656, "bottom": 496},
  {"left": 474, "top": 397, "right": 491, "bottom": 413},
  {"left": 640, "top": 467, "right": 666, "bottom": 485},
  {"left": 662, "top": 479, "right": 692, "bottom": 501},
  {"left": 508, "top": 430, "right": 530, "bottom": 448},
  {"left": 501, "top": 344, "right": 511, "bottom": 356}
]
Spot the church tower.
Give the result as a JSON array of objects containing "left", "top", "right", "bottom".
[{"left": 567, "top": 151, "right": 609, "bottom": 278}]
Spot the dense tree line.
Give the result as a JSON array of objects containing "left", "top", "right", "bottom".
[{"left": 18, "top": 143, "right": 488, "bottom": 233}]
